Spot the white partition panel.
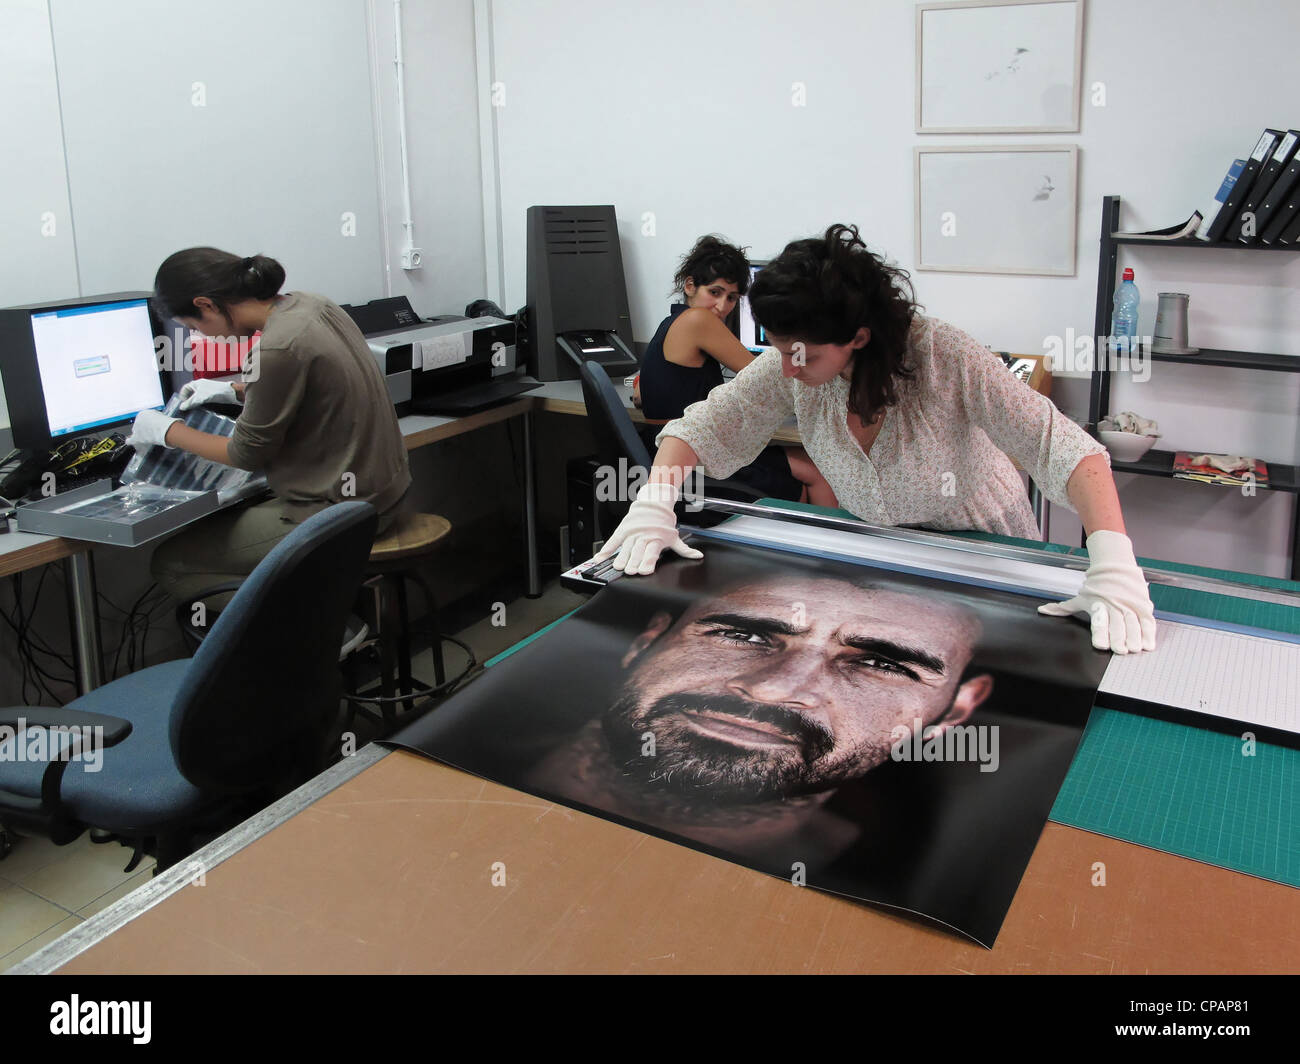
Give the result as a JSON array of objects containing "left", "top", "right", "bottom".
[
  {"left": 0, "top": 0, "right": 82, "bottom": 427},
  {"left": 48, "top": 0, "right": 384, "bottom": 304}
]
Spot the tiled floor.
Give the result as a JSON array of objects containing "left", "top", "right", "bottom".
[
  {"left": 0, "top": 832, "right": 155, "bottom": 971},
  {"left": 0, "top": 579, "right": 587, "bottom": 972}
]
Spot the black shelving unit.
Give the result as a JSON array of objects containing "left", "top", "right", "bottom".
[{"left": 1088, "top": 195, "right": 1300, "bottom": 580}]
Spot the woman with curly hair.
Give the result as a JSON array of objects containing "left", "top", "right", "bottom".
[
  {"left": 598, "top": 224, "right": 1156, "bottom": 655},
  {"left": 636, "top": 235, "right": 832, "bottom": 504}
]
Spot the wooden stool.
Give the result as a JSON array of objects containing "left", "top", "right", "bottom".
[
  {"left": 347, "top": 513, "right": 472, "bottom": 732},
  {"left": 369, "top": 512, "right": 452, "bottom": 567}
]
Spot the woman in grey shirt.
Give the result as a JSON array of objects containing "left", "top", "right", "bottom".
[{"left": 129, "top": 247, "right": 410, "bottom": 603}]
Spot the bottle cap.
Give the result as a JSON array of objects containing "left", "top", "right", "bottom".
[{"left": 1122, "top": 267, "right": 1135, "bottom": 281}]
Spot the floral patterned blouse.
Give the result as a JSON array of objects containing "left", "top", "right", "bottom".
[{"left": 656, "top": 315, "right": 1107, "bottom": 538}]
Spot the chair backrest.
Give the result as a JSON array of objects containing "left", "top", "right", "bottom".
[
  {"left": 169, "top": 501, "right": 378, "bottom": 793},
  {"left": 578, "top": 359, "right": 652, "bottom": 470}
]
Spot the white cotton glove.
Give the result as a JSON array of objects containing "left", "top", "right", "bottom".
[
  {"left": 125, "top": 409, "right": 181, "bottom": 450},
  {"left": 178, "top": 378, "right": 238, "bottom": 411},
  {"left": 593, "top": 481, "right": 704, "bottom": 576},
  {"left": 1037, "top": 530, "right": 1157, "bottom": 654}
]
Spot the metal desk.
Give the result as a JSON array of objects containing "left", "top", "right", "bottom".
[{"left": 0, "top": 531, "right": 103, "bottom": 694}]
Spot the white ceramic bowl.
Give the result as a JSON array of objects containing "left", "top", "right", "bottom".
[{"left": 1099, "top": 430, "right": 1158, "bottom": 463}]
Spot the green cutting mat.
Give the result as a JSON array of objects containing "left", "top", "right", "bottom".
[
  {"left": 1051, "top": 710, "right": 1299, "bottom": 884},
  {"left": 748, "top": 499, "right": 1300, "bottom": 886}
]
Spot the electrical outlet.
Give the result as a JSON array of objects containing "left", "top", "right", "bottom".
[{"left": 400, "top": 247, "right": 423, "bottom": 270}]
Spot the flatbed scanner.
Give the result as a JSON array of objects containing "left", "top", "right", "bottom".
[{"left": 343, "top": 297, "right": 538, "bottom": 416}]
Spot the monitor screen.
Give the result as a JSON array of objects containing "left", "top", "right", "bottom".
[
  {"left": 736, "top": 261, "right": 768, "bottom": 352},
  {"left": 28, "top": 298, "right": 165, "bottom": 438}
]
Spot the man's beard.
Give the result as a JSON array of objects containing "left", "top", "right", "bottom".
[{"left": 601, "top": 689, "right": 839, "bottom": 803}]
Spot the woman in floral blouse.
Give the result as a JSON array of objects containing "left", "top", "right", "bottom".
[{"left": 597, "top": 224, "right": 1156, "bottom": 655}]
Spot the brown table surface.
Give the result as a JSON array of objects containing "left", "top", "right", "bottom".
[
  {"left": 52, "top": 748, "right": 1299, "bottom": 975},
  {"left": 0, "top": 532, "right": 88, "bottom": 580}
]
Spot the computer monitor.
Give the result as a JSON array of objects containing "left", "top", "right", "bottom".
[
  {"left": 0, "top": 292, "right": 167, "bottom": 449},
  {"left": 735, "top": 260, "right": 769, "bottom": 352}
]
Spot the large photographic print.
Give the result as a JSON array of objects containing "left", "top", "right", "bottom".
[{"left": 389, "top": 541, "right": 1109, "bottom": 947}]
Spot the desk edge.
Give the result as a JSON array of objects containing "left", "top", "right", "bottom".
[{"left": 5, "top": 743, "right": 389, "bottom": 975}]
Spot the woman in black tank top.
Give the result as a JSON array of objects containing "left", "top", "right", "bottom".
[{"left": 636, "top": 236, "right": 831, "bottom": 504}]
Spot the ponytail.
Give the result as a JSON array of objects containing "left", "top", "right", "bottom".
[{"left": 154, "top": 247, "right": 285, "bottom": 319}]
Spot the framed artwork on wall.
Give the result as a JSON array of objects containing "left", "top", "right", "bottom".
[
  {"left": 916, "top": 0, "right": 1085, "bottom": 134},
  {"left": 915, "top": 144, "right": 1078, "bottom": 275}
]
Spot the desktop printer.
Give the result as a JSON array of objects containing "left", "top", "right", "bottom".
[{"left": 343, "top": 297, "right": 535, "bottom": 416}]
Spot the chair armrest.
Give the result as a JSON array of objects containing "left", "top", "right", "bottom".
[
  {"left": 0, "top": 707, "right": 133, "bottom": 831},
  {"left": 0, "top": 706, "right": 132, "bottom": 747}
]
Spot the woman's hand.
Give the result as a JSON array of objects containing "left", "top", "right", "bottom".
[
  {"left": 593, "top": 481, "right": 702, "bottom": 575},
  {"left": 1037, "top": 530, "right": 1157, "bottom": 654},
  {"left": 179, "top": 378, "right": 239, "bottom": 410},
  {"left": 126, "top": 409, "right": 181, "bottom": 450}
]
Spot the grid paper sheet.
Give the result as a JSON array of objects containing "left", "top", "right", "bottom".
[{"left": 1099, "top": 620, "right": 1300, "bottom": 734}]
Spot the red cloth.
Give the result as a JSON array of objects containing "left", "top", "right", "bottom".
[{"left": 190, "top": 332, "right": 259, "bottom": 380}]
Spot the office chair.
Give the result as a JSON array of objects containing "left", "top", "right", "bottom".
[
  {"left": 577, "top": 361, "right": 764, "bottom": 530},
  {"left": 0, "top": 501, "right": 378, "bottom": 872}
]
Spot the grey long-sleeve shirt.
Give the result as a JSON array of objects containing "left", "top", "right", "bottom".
[{"left": 227, "top": 291, "right": 410, "bottom": 519}]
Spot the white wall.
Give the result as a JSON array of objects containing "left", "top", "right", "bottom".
[
  {"left": 0, "top": 0, "right": 79, "bottom": 307},
  {"left": 48, "top": 0, "right": 386, "bottom": 303},
  {"left": 0, "top": 0, "right": 488, "bottom": 432},
  {"left": 369, "top": 0, "right": 489, "bottom": 317},
  {"left": 0, "top": 0, "right": 391, "bottom": 430},
  {"left": 480, "top": 0, "right": 1300, "bottom": 577},
  {"left": 0, "top": 0, "right": 79, "bottom": 430}
]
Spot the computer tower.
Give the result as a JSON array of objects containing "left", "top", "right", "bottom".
[
  {"left": 526, "top": 205, "right": 637, "bottom": 381},
  {"left": 565, "top": 455, "right": 636, "bottom": 567}
]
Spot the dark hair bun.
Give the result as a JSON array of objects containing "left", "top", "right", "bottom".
[
  {"left": 240, "top": 254, "right": 286, "bottom": 300},
  {"left": 154, "top": 247, "right": 286, "bottom": 319}
]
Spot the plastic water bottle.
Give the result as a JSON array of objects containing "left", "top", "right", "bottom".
[{"left": 1111, "top": 267, "right": 1140, "bottom": 355}]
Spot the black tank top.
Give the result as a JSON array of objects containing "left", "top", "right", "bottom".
[{"left": 638, "top": 304, "right": 724, "bottom": 421}]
